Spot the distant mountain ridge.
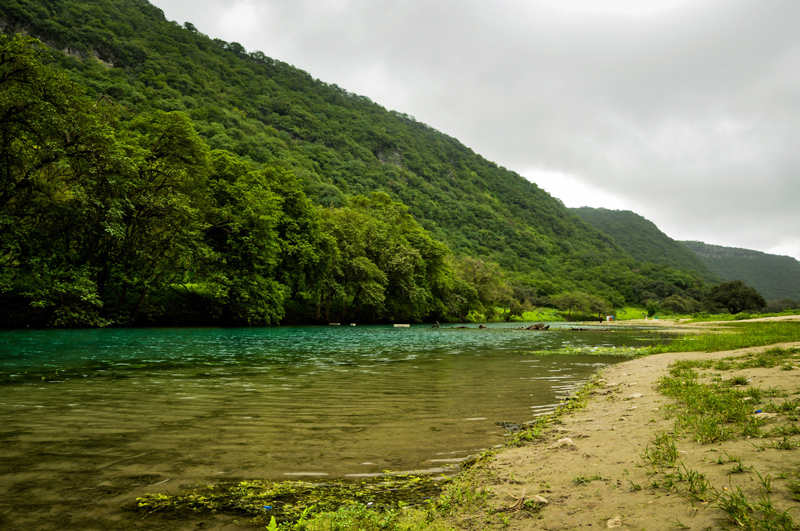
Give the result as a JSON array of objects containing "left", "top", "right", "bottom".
[
  {"left": 570, "top": 207, "right": 720, "bottom": 283},
  {"left": 571, "top": 207, "right": 799, "bottom": 302},
  {"left": 681, "top": 242, "right": 800, "bottom": 302}
]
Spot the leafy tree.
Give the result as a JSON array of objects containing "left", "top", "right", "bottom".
[
  {"left": 441, "top": 273, "right": 479, "bottom": 322},
  {"left": 264, "top": 166, "right": 336, "bottom": 310},
  {"left": 0, "top": 36, "right": 215, "bottom": 325},
  {"left": 586, "top": 294, "right": 612, "bottom": 318},
  {"left": 318, "top": 205, "right": 386, "bottom": 322},
  {"left": 551, "top": 291, "right": 590, "bottom": 319},
  {"left": 109, "top": 110, "right": 213, "bottom": 321},
  {"left": 763, "top": 298, "right": 797, "bottom": 313},
  {"left": 501, "top": 298, "right": 529, "bottom": 322},
  {"left": 317, "top": 192, "right": 449, "bottom": 323},
  {"left": 203, "top": 167, "right": 285, "bottom": 324},
  {"left": 0, "top": 34, "right": 126, "bottom": 325},
  {"left": 451, "top": 256, "right": 511, "bottom": 320},
  {"left": 661, "top": 294, "right": 700, "bottom": 314},
  {"left": 354, "top": 193, "right": 449, "bottom": 321},
  {"left": 704, "top": 281, "right": 767, "bottom": 314},
  {"left": 510, "top": 282, "right": 538, "bottom": 306}
]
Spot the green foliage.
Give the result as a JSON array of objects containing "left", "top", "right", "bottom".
[
  {"left": 136, "top": 475, "right": 444, "bottom": 530},
  {"left": 684, "top": 241, "right": 800, "bottom": 302},
  {"left": 705, "top": 280, "right": 768, "bottom": 314},
  {"left": 0, "top": 34, "right": 214, "bottom": 324},
  {"left": 572, "top": 207, "right": 720, "bottom": 283},
  {"left": 317, "top": 192, "right": 449, "bottom": 323},
  {"left": 304, "top": 504, "right": 399, "bottom": 531},
  {"left": 0, "top": 34, "right": 112, "bottom": 324},
  {"left": 641, "top": 432, "right": 679, "bottom": 469},
  {"left": 550, "top": 291, "right": 611, "bottom": 320},
  {"left": 660, "top": 294, "right": 701, "bottom": 314},
  {"left": 0, "top": 34, "right": 467, "bottom": 325},
  {"left": 646, "top": 323, "right": 800, "bottom": 355},
  {"left": 0, "top": 3, "right": 727, "bottom": 325},
  {"left": 551, "top": 291, "right": 589, "bottom": 318},
  {"left": 645, "top": 300, "right": 661, "bottom": 318},
  {"left": 204, "top": 168, "right": 286, "bottom": 324},
  {"left": 449, "top": 256, "right": 511, "bottom": 321}
]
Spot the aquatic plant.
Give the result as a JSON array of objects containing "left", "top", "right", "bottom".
[
  {"left": 524, "top": 345, "right": 646, "bottom": 358},
  {"left": 136, "top": 475, "right": 442, "bottom": 527}
]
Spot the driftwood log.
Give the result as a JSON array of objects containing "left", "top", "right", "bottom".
[{"left": 526, "top": 323, "right": 549, "bottom": 330}]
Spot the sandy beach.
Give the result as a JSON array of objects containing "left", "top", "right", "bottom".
[{"left": 469, "top": 316, "right": 800, "bottom": 530}]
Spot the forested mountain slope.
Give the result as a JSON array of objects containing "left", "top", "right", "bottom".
[
  {"left": 1, "top": 0, "right": 609, "bottom": 271},
  {"left": 0, "top": 0, "right": 712, "bottom": 326},
  {"left": 572, "top": 208, "right": 720, "bottom": 283},
  {"left": 682, "top": 242, "right": 800, "bottom": 302}
]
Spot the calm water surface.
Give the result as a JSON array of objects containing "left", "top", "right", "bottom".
[{"left": 0, "top": 323, "right": 667, "bottom": 530}]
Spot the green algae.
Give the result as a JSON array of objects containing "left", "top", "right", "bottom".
[
  {"left": 136, "top": 474, "right": 444, "bottom": 527},
  {"left": 523, "top": 344, "right": 648, "bottom": 357}
]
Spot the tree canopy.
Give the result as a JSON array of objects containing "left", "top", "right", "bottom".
[
  {"left": 0, "top": 5, "right": 740, "bottom": 326},
  {"left": 705, "top": 281, "right": 767, "bottom": 315}
]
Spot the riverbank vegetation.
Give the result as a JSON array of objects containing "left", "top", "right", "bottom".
[
  {"left": 2, "top": 1, "right": 797, "bottom": 328},
  {"left": 524, "top": 321, "right": 800, "bottom": 360},
  {"left": 0, "top": 2, "right": 764, "bottom": 328},
  {"left": 647, "top": 321, "right": 800, "bottom": 355},
  {"left": 643, "top": 345, "right": 800, "bottom": 530}
]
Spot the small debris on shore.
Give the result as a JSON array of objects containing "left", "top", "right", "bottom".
[{"left": 547, "top": 437, "right": 576, "bottom": 449}]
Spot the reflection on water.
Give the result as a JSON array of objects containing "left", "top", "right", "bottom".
[{"left": 0, "top": 323, "right": 666, "bottom": 530}]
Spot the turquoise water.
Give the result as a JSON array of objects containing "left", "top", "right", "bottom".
[
  {"left": 0, "top": 323, "right": 660, "bottom": 381},
  {"left": 0, "top": 323, "right": 666, "bottom": 530}
]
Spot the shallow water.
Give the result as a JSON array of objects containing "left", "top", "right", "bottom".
[{"left": 0, "top": 323, "right": 666, "bottom": 530}]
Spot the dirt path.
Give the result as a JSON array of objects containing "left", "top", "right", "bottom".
[{"left": 479, "top": 328, "right": 800, "bottom": 530}]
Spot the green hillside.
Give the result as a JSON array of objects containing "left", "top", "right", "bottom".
[
  {"left": 1, "top": 0, "right": 598, "bottom": 269},
  {"left": 682, "top": 242, "right": 800, "bottom": 302},
  {"left": 0, "top": 0, "right": 713, "bottom": 326},
  {"left": 571, "top": 208, "right": 720, "bottom": 283}
]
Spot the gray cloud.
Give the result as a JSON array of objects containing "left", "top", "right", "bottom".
[{"left": 152, "top": 0, "right": 800, "bottom": 260}]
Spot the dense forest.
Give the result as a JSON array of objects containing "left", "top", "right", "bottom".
[
  {"left": 0, "top": 1, "right": 720, "bottom": 326},
  {"left": 573, "top": 208, "right": 799, "bottom": 311},
  {"left": 682, "top": 242, "right": 800, "bottom": 303},
  {"left": 571, "top": 208, "right": 720, "bottom": 283}
]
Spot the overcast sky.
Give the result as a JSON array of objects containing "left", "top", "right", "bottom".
[{"left": 150, "top": 0, "right": 800, "bottom": 260}]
